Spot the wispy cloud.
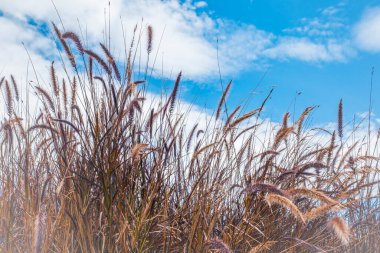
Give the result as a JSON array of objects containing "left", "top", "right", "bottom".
[
  {"left": 194, "top": 1, "right": 208, "bottom": 8},
  {"left": 277, "top": 3, "right": 353, "bottom": 63},
  {"left": 283, "top": 17, "right": 345, "bottom": 37},
  {"left": 264, "top": 37, "right": 353, "bottom": 62},
  {"left": 217, "top": 23, "right": 273, "bottom": 73},
  {"left": 284, "top": 3, "right": 347, "bottom": 38}
]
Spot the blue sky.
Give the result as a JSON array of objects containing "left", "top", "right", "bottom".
[
  {"left": 1, "top": 0, "right": 380, "bottom": 125},
  {"left": 176, "top": 0, "right": 380, "bottom": 123}
]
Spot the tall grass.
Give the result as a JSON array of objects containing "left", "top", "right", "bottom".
[{"left": 0, "top": 22, "right": 379, "bottom": 253}]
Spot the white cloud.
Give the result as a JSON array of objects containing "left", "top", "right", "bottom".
[
  {"left": 218, "top": 24, "right": 273, "bottom": 73},
  {"left": 284, "top": 4, "right": 346, "bottom": 39},
  {"left": 0, "top": 15, "right": 60, "bottom": 118},
  {"left": 0, "top": 0, "right": 354, "bottom": 84},
  {"left": 279, "top": 2, "right": 353, "bottom": 63},
  {"left": 263, "top": 37, "right": 352, "bottom": 62},
  {"left": 194, "top": 1, "right": 208, "bottom": 8},
  {"left": 0, "top": 0, "right": 274, "bottom": 81},
  {"left": 0, "top": 0, "right": 217, "bottom": 80},
  {"left": 0, "top": 16, "right": 55, "bottom": 78},
  {"left": 321, "top": 6, "right": 341, "bottom": 16},
  {"left": 354, "top": 6, "right": 380, "bottom": 52}
]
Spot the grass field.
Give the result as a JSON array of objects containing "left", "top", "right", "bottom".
[{"left": 0, "top": 22, "right": 379, "bottom": 252}]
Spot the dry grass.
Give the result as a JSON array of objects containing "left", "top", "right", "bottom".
[{"left": 0, "top": 22, "right": 379, "bottom": 253}]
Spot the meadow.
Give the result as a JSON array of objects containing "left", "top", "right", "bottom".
[{"left": 0, "top": 21, "right": 379, "bottom": 252}]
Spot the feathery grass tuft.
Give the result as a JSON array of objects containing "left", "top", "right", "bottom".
[
  {"left": 338, "top": 99, "right": 343, "bottom": 139},
  {"left": 328, "top": 217, "right": 350, "bottom": 245},
  {"left": 265, "top": 193, "right": 306, "bottom": 224},
  {"left": 205, "top": 238, "right": 233, "bottom": 253},
  {"left": 147, "top": 25, "right": 153, "bottom": 54},
  {"left": 216, "top": 80, "right": 232, "bottom": 120},
  {"left": 62, "top": 31, "right": 84, "bottom": 55}
]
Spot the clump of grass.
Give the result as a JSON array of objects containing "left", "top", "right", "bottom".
[{"left": 0, "top": 21, "right": 379, "bottom": 253}]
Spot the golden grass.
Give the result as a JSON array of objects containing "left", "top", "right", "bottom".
[{"left": 0, "top": 22, "right": 378, "bottom": 253}]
